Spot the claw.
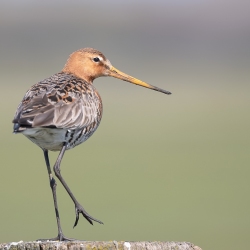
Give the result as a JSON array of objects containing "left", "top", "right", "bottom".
[
  {"left": 73, "top": 203, "right": 103, "bottom": 228},
  {"left": 74, "top": 206, "right": 80, "bottom": 227}
]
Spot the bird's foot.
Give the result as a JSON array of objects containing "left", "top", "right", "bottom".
[
  {"left": 37, "top": 233, "right": 76, "bottom": 242},
  {"left": 74, "top": 202, "right": 103, "bottom": 227}
]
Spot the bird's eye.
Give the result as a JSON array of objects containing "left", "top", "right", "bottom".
[{"left": 93, "top": 57, "right": 100, "bottom": 62}]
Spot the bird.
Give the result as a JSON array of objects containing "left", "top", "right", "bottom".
[{"left": 12, "top": 47, "right": 171, "bottom": 241}]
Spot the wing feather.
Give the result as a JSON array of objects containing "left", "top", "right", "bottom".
[{"left": 13, "top": 73, "right": 102, "bottom": 131}]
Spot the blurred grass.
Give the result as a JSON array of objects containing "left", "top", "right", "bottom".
[
  {"left": 1, "top": 70, "right": 250, "bottom": 249},
  {"left": 0, "top": 1, "right": 250, "bottom": 250}
]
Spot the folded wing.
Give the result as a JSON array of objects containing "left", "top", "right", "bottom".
[{"left": 13, "top": 73, "right": 102, "bottom": 132}]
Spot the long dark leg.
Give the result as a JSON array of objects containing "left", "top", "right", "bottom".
[
  {"left": 38, "top": 149, "right": 74, "bottom": 241},
  {"left": 53, "top": 143, "right": 103, "bottom": 227}
]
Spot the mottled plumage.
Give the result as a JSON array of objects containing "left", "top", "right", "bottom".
[
  {"left": 13, "top": 72, "right": 102, "bottom": 151},
  {"left": 12, "top": 47, "right": 171, "bottom": 241}
]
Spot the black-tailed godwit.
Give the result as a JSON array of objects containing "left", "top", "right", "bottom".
[{"left": 13, "top": 48, "right": 171, "bottom": 241}]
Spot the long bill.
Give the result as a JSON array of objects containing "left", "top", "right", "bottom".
[{"left": 108, "top": 66, "right": 172, "bottom": 95}]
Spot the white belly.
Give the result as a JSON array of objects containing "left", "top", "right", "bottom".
[{"left": 23, "top": 128, "right": 67, "bottom": 151}]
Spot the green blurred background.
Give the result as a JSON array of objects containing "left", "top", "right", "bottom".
[{"left": 1, "top": 0, "right": 249, "bottom": 249}]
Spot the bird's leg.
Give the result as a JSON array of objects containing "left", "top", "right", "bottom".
[
  {"left": 53, "top": 143, "right": 103, "bottom": 228},
  {"left": 37, "top": 149, "right": 75, "bottom": 242}
]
